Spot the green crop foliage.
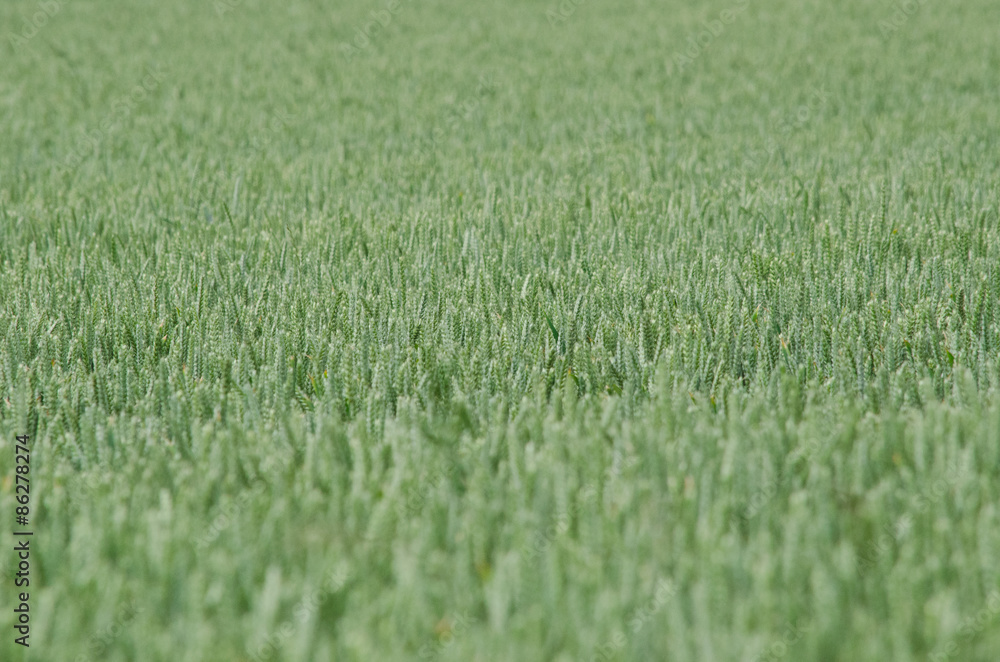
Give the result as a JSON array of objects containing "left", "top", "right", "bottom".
[{"left": 2, "top": 0, "right": 1000, "bottom": 660}]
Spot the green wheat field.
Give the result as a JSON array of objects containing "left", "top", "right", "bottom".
[{"left": 2, "top": 0, "right": 1000, "bottom": 660}]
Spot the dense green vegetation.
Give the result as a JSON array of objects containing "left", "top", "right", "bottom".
[{"left": 2, "top": 0, "right": 1000, "bottom": 659}]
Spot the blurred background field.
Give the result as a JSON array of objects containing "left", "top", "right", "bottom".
[{"left": 2, "top": 0, "right": 1000, "bottom": 659}]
